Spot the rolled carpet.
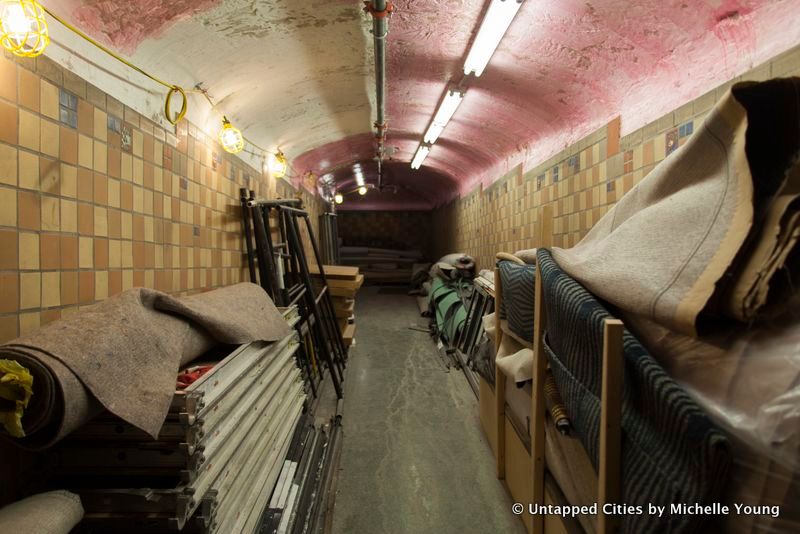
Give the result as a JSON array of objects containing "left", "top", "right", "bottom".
[
  {"left": 0, "top": 283, "right": 291, "bottom": 449},
  {"left": 517, "top": 78, "right": 800, "bottom": 334},
  {"left": 0, "top": 490, "right": 83, "bottom": 534}
]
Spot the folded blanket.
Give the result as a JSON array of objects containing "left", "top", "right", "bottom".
[
  {"left": 0, "top": 283, "right": 291, "bottom": 449},
  {"left": 537, "top": 249, "right": 731, "bottom": 533},
  {"left": 518, "top": 79, "right": 800, "bottom": 335}
]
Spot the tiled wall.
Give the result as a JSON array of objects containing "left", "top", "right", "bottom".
[
  {"left": 0, "top": 52, "right": 322, "bottom": 344},
  {"left": 433, "top": 44, "right": 800, "bottom": 270},
  {"left": 338, "top": 210, "right": 433, "bottom": 258}
]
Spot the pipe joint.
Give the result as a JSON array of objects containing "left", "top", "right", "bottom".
[{"left": 363, "top": 1, "right": 394, "bottom": 19}]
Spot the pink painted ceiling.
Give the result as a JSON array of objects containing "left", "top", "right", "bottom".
[{"left": 47, "top": 0, "right": 800, "bottom": 210}]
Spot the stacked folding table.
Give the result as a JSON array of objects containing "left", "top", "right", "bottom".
[{"left": 48, "top": 309, "right": 307, "bottom": 534}]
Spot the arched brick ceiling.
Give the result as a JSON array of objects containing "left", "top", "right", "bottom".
[{"left": 48, "top": 0, "right": 800, "bottom": 211}]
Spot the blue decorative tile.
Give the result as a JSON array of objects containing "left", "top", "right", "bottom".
[
  {"left": 553, "top": 165, "right": 559, "bottom": 182},
  {"left": 107, "top": 115, "right": 122, "bottom": 134},
  {"left": 606, "top": 181, "right": 614, "bottom": 192}
]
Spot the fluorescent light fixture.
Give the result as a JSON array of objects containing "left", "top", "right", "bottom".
[
  {"left": 411, "top": 144, "right": 431, "bottom": 170},
  {"left": 354, "top": 170, "right": 365, "bottom": 187},
  {"left": 463, "top": 0, "right": 523, "bottom": 77},
  {"left": 424, "top": 89, "right": 465, "bottom": 144}
]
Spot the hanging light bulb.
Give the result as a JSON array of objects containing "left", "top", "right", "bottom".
[
  {"left": 218, "top": 117, "right": 244, "bottom": 154},
  {"left": 334, "top": 193, "right": 344, "bottom": 204},
  {"left": 268, "top": 150, "right": 288, "bottom": 179},
  {"left": 0, "top": 1, "right": 49, "bottom": 58},
  {"left": 358, "top": 186, "right": 368, "bottom": 196}
]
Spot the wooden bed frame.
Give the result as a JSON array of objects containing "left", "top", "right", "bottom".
[{"left": 484, "top": 205, "right": 625, "bottom": 534}]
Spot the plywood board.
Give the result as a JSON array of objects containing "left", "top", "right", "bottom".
[{"left": 309, "top": 265, "right": 360, "bottom": 280}]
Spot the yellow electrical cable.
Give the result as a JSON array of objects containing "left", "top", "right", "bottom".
[
  {"left": 41, "top": 4, "right": 192, "bottom": 125},
  {"left": 40, "top": 4, "right": 281, "bottom": 158}
]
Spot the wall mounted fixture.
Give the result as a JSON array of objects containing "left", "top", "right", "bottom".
[
  {"left": 463, "top": 0, "right": 523, "bottom": 77},
  {"left": 0, "top": 0, "right": 49, "bottom": 57},
  {"left": 268, "top": 151, "right": 289, "bottom": 179},
  {"left": 411, "top": 144, "right": 431, "bottom": 170},
  {"left": 424, "top": 88, "right": 465, "bottom": 144},
  {"left": 219, "top": 118, "right": 244, "bottom": 154}
]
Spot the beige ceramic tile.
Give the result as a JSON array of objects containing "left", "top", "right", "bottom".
[
  {"left": 0, "top": 186, "right": 16, "bottom": 226},
  {"left": 0, "top": 144, "right": 17, "bottom": 186}
]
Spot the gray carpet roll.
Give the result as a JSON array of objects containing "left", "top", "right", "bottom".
[
  {"left": 0, "top": 490, "right": 83, "bottom": 534},
  {"left": 0, "top": 283, "right": 291, "bottom": 449}
]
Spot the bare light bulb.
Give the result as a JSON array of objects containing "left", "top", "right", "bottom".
[
  {"left": 358, "top": 186, "right": 367, "bottom": 196},
  {"left": 334, "top": 193, "right": 343, "bottom": 204}
]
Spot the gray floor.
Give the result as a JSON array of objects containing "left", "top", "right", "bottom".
[{"left": 332, "top": 287, "right": 526, "bottom": 534}]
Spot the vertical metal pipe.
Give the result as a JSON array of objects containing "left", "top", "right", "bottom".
[
  {"left": 372, "top": 0, "right": 387, "bottom": 129},
  {"left": 370, "top": 0, "right": 389, "bottom": 188}
]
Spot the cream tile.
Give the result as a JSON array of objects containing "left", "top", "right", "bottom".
[
  {"left": 133, "top": 185, "right": 143, "bottom": 213},
  {"left": 40, "top": 80, "right": 59, "bottom": 120},
  {"left": 79, "top": 236, "right": 93, "bottom": 268},
  {"left": 121, "top": 240, "right": 133, "bottom": 268},
  {"left": 19, "top": 232, "right": 39, "bottom": 269},
  {"left": 108, "top": 239, "right": 121, "bottom": 268},
  {"left": 41, "top": 195, "right": 60, "bottom": 231},
  {"left": 0, "top": 144, "right": 17, "bottom": 186},
  {"left": 18, "top": 150, "right": 39, "bottom": 190},
  {"left": 61, "top": 198, "right": 77, "bottom": 232},
  {"left": 122, "top": 269, "right": 133, "bottom": 290},
  {"left": 108, "top": 179, "right": 120, "bottom": 208},
  {"left": 60, "top": 164, "right": 77, "bottom": 198},
  {"left": 133, "top": 157, "right": 143, "bottom": 185},
  {"left": 95, "top": 271, "right": 108, "bottom": 300},
  {"left": 78, "top": 134, "right": 93, "bottom": 169},
  {"left": 20, "top": 272, "right": 41, "bottom": 309},
  {"left": 121, "top": 152, "right": 133, "bottom": 181},
  {"left": 39, "top": 119, "right": 59, "bottom": 158},
  {"left": 93, "top": 140, "right": 107, "bottom": 173},
  {"left": 133, "top": 130, "right": 143, "bottom": 157},
  {"left": 94, "top": 109, "right": 108, "bottom": 142},
  {"left": 0, "top": 187, "right": 16, "bottom": 226},
  {"left": 121, "top": 211, "right": 132, "bottom": 239},
  {"left": 94, "top": 206, "right": 108, "bottom": 236}
]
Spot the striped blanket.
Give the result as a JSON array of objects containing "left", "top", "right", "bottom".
[
  {"left": 497, "top": 260, "right": 537, "bottom": 343},
  {"left": 537, "top": 249, "right": 731, "bottom": 533}
]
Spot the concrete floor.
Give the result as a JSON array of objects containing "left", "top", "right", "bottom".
[{"left": 332, "top": 287, "right": 526, "bottom": 534}]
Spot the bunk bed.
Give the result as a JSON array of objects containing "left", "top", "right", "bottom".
[
  {"left": 482, "top": 207, "right": 796, "bottom": 534},
  {"left": 481, "top": 76, "right": 800, "bottom": 533}
]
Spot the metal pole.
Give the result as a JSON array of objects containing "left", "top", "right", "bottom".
[{"left": 239, "top": 188, "right": 257, "bottom": 283}]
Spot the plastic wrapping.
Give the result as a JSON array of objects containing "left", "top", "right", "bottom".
[{"left": 626, "top": 308, "right": 800, "bottom": 533}]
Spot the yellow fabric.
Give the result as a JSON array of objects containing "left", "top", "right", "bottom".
[{"left": 0, "top": 359, "right": 33, "bottom": 438}]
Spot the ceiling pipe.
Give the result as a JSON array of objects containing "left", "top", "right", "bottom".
[{"left": 365, "top": 0, "right": 393, "bottom": 190}]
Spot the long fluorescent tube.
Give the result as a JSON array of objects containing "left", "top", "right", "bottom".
[
  {"left": 354, "top": 167, "right": 365, "bottom": 186},
  {"left": 424, "top": 89, "right": 465, "bottom": 144},
  {"left": 411, "top": 144, "right": 431, "bottom": 170},
  {"left": 463, "top": 0, "right": 523, "bottom": 77}
]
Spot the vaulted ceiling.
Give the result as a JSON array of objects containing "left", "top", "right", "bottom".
[{"left": 48, "top": 0, "right": 800, "bottom": 210}]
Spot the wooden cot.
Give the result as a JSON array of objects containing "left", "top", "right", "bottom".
[{"left": 480, "top": 205, "right": 624, "bottom": 534}]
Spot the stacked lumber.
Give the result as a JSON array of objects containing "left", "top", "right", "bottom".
[
  {"left": 339, "top": 246, "right": 422, "bottom": 283},
  {"left": 310, "top": 265, "right": 363, "bottom": 348},
  {"left": 46, "top": 309, "right": 306, "bottom": 533}
]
